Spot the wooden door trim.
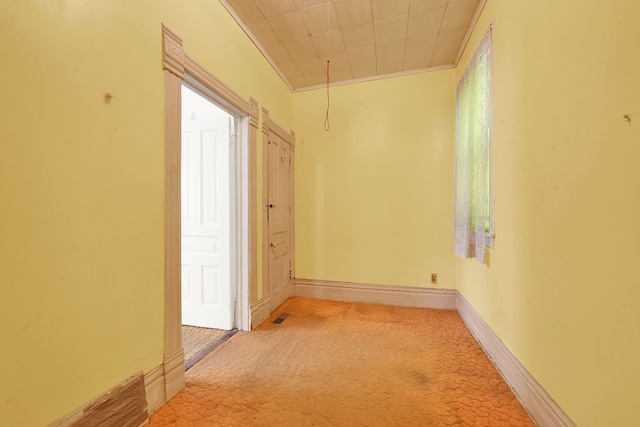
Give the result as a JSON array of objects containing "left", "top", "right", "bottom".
[
  {"left": 261, "top": 108, "right": 296, "bottom": 306},
  {"left": 261, "top": 123, "right": 270, "bottom": 302},
  {"left": 161, "top": 23, "right": 258, "bottom": 404},
  {"left": 262, "top": 108, "right": 295, "bottom": 149}
]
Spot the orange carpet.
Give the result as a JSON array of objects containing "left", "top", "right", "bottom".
[{"left": 149, "top": 297, "right": 534, "bottom": 426}]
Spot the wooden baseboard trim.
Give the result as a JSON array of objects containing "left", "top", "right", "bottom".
[
  {"left": 163, "top": 350, "right": 185, "bottom": 402},
  {"left": 294, "top": 278, "right": 457, "bottom": 310},
  {"left": 456, "top": 292, "right": 575, "bottom": 427},
  {"left": 251, "top": 295, "right": 272, "bottom": 329},
  {"left": 50, "top": 373, "right": 148, "bottom": 427},
  {"left": 143, "top": 365, "right": 165, "bottom": 415}
]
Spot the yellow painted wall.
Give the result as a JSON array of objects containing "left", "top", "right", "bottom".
[
  {"left": 3, "top": 0, "right": 638, "bottom": 424},
  {"left": 0, "top": 1, "right": 291, "bottom": 425},
  {"left": 293, "top": 71, "right": 458, "bottom": 289},
  {"left": 455, "top": 1, "right": 640, "bottom": 425}
]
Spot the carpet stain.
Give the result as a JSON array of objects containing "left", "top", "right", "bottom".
[{"left": 149, "top": 297, "right": 535, "bottom": 426}]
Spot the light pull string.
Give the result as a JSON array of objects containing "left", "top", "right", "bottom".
[
  {"left": 323, "top": 0, "right": 330, "bottom": 132},
  {"left": 324, "top": 59, "right": 331, "bottom": 131}
]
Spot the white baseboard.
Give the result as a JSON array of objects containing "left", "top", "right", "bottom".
[
  {"left": 456, "top": 292, "right": 575, "bottom": 427},
  {"left": 294, "top": 278, "right": 457, "bottom": 310},
  {"left": 295, "top": 278, "right": 574, "bottom": 426},
  {"left": 51, "top": 283, "right": 573, "bottom": 426},
  {"left": 251, "top": 295, "right": 272, "bottom": 329}
]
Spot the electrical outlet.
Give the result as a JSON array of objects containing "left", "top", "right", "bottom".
[{"left": 430, "top": 273, "right": 438, "bottom": 284}]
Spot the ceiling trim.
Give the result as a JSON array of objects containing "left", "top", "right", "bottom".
[
  {"left": 220, "top": 0, "right": 489, "bottom": 93},
  {"left": 454, "top": 0, "right": 489, "bottom": 66},
  {"left": 219, "top": 0, "right": 294, "bottom": 92},
  {"left": 293, "top": 63, "right": 455, "bottom": 93}
]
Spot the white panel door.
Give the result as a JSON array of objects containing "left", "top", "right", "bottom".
[
  {"left": 268, "top": 133, "right": 293, "bottom": 312},
  {"left": 181, "top": 87, "right": 233, "bottom": 330}
]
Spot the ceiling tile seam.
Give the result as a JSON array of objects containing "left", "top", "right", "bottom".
[
  {"left": 428, "top": 2, "right": 451, "bottom": 67},
  {"left": 293, "top": 63, "right": 455, "bottom": 93},
  {"left": 369, "top": 0, "right": 379, "bottom": 74},
  {"left": 299, "top": 1, "right": 331, "bottom": 78},
  {"left": 453, "top": 0, "right": 489, "bottom": 67},
  {"left": 232, "top": 0, "right": 266, "bottom": 24},
  {"left": 224, "top": 0, "right": 487, "bottom": 90},
  {"left": 401, "top": 3, "right": 411, "bottom": 71},
  {"left": 268, "top": 8, "right": 315, "bottom": 86}
]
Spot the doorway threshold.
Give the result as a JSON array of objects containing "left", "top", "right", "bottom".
[{"left": 185, "top": 328, "right": 238, "bottom": 371}]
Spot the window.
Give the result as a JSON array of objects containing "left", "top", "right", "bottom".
[{"left": 454, "top": 26, "right": 494, "bottom": 263}]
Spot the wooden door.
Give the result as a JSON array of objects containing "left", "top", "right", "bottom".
[
  {"left": 181, "top": 85, "right": 234, "bottom": 330},
  {"left": 267, "top": 133, "right": 293, "bottom": 312}
]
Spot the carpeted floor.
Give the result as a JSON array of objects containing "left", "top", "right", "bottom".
[
  {"left": 152, "top": 298, "right": 534, "bottom": 426},
  {"left": 182, "top": 325, "right": 229, "bottom": 363}
]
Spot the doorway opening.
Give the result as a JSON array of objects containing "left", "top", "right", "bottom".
[{"left": 180, "top": 82, "right": 241, "bottom": 366}]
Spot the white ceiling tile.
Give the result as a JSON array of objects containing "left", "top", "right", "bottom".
[
  {"left": 297, "top": 56, "right": 327, "bottom": 74},
  {"left": 288, "top": 73, "right": 309, "bottom": 88},
  {"left": 374, "top": 15, "right": 408, "bottom": 44},
  {"left": 376, "top": 40, "right": 405, "bottom": 74},
  {"left": 351, "top": 63, "right": 377, "bottom": 78},
  {"left": 440, "top": 2, "right": 477, "bottom": 31},
  {"left": 303, "top": 71, "right": 327, "bottom": 86},
  {"left": 329, "top": 67, "right": 354, "bottom": 82},
  {"left": 312, "top": 30, "right": 346, "bottom": 57},
  {"left": 254, "top": 0, "right": 297, "bottom": 18},
  {"left": 299, "top": 3, "right": 339, "bottom": 35},
  {"left": 405, "top": 33, "right": 438, "bottom": 58},
  {"left": 348, "top": 45, "right": 376, "bottom": 65},
  {"left": 226, "top": 0, "right": 481, "bottom": 88},
  {"left": 435, "top": 28, "right": 466, "bottom": 51},
  {"left": 334, "top": 0, "right": 373, "bottom": 28},
  {"left": 226, "top": 0, "right": 264, "bottom": 22},
  {"left": 430, "top": 49, "right": 457, "bottom": 66},
  {"left": 245, "top": 19, "right": 280, "bottom": 45},
  {"left": 342, "top": 23, "right": 375, "bottom": 49},
  {"left": 348, "top": 45, "right": 377, "bottom": 78},
  {"left": 293, "top": 0, "right": 330, "bottom": 9},
  {"left": 409, "top": 0, "right": 448, "bottom": 13},
  {"left": 326, "top": 50, "right": 350, "bottom": 70},
  {"left": 264, "top": 42, "right": 293, "bottom": 63},
  {"left": 282, "top": 36, "right": 318, "bottom": 59},
  {"left": 407, "top": 7, "right": 445, "bottom": 37},
  {"left": 378, "top": 61, "right": 404, "bottom": 75},
  {"left": 352, "top": 65, "right": 377, "bottom": 78},
  {"left": 403, "top": 54, "right": 431, "bottom": 70},
  {"left": 278, "top": 61, "right": 305, "bottom": 80},
  {"left": 448, "top": 0, "right": 480, "bottom": 5},
  {"left": 372, "top": 0, "right": 410, "bottom": 21},
  {"left": 269, "top": 11, "right": 308, "bottom": 40}
]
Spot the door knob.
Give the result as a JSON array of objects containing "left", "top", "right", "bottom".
[
  {"left": 270, "top": 243, "right": 277, "bottom": 248},
  {"left": 268, "top": 204, "right": 276, "bottom": 208}
]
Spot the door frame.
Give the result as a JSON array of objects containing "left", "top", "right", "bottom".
[
  {"left": 162, "top": 25, "right": 259, "bottom": 401},
  {"left": 261, "top": 108, "right": 295, "bottom": 309}
]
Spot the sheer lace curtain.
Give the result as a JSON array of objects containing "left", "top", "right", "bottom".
[{"left": 454, "top": 27, "right": 493, "bottom": 263}]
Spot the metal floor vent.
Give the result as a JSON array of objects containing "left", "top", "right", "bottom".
[{"left": 272, "top": 313, "right": 289, "bottom": 324}]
